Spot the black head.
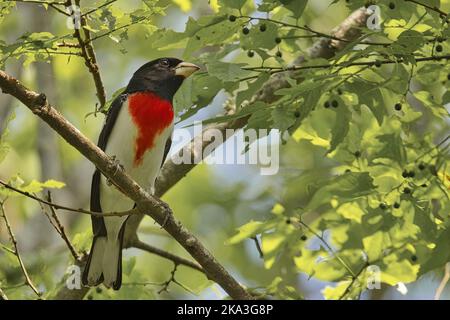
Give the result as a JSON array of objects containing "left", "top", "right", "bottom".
[{"left": 125, "top": 57, "right": 199, "bottom": 101}]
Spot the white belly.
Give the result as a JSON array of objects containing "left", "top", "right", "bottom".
[{"left": 99, "top": 101, "right": 173, "bottom": 238}]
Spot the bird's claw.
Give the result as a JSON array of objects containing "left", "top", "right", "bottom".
[
  {"left": 106, "top": 155, "right": 124, "bottom": 186},
  {"left": 159, "top": 202, "right": 173, "bottom": 229}
]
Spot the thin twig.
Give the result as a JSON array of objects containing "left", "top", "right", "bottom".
[
  {"left": 0, "top": 242, "right": 16, "bottom": 254},
  {"left": 404, "top": 0, "right": 448, "bottom": 20},
  {"left": 86, "top": 16, "right": 147, "bottom": 44},
  {"left": 131, "top": 239, "right": 204, "bottom": 273},
  {"left": 242, "top": 54, "right": 450, "bottom": 74},
  {"left": 338, "top": 262, "right": 369, "bottom": 300},
  {"left": 124, "top": 264, "right": 196, "bottom": 296},
  {"left": 37, "top": 191, "right": 81, "bottom": 261},
  {"left": 8, "top": 0, "right": 66, "bottom": 4},
  {"left": 251, "top": 236, "right": 264, "bottom": 259},
  {"left": 435, "top": 262, "right": 450, "bottom": 300},
  {"left": 46, "top": 191, "right": 80, "bottom": 260},
  {"left": 0, "top": 179, "right": 133, "bottom": 217},
  {"left": 298, "top": 220, "right": 356, "bottom": 277},
  {"left": 0, "top": 200, "right": 41, "bottom": 297},
  {"left": 81, "top": 0, "right": 117, "bottom": 17},
  {"left": 71, "top": 0, "right": 107, "bottom": 110},
  {"left": 9, "top": 0, "right": 70, "bottom": 16},
  {"left": 158, "top": 263, "right": 178, "bottom": 294}
]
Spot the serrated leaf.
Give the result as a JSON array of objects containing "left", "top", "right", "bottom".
[{"left": 206, "top": 61, "right": 251, "bottom": 82}]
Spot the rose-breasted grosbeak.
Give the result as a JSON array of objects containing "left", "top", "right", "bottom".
[{"left": 82, "top": 58, "right": 199, "bottom": 290}]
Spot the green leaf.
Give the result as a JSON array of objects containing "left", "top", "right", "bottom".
[
  {"left": 226, "top": 219, "right": 276, "bottom": 245},
  {"left": 280, "top": 0, "right": 308, "bottom": 18},
  {"left": 20, "top": 179, "right": 66, "bottom": 193},
  {"left": 236, "top": 72, "right": 270, "bottom": 107},
  {"left": 346, "top": 81, "right": 386, "bottom": 126},
  {"left": 362, "top": 231, "right": 386, "bottom": 262},
  {"left": 306, "top": 173, "right": 375, "bottom": 211},
  {"left": 239, "top": 21, "right": 278, "bottom": 50},
  {"left": 413, "top": 91, "right": 449, "bottom": 119},
  {"left": 329, "top": 106, "right": 351, "bottom": 153},
  {"left": 219, "top": 0, "right": 247, "bottom": 9},
  {"left": 374, "top": 133, "right": 405, "bottom": 164},
  {"left": 206, "top": 61, "right": 251, "bottom": 82},
  {"left": 271, "top": 107, "right": 295, "bottom": 132}
]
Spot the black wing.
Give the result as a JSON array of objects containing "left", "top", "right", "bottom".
[
  {"left": 90, "top": 93, "right": 127, "bottom": 236},
  {"left": 160, "top": 136, "right": 172, "bottom": 169}
]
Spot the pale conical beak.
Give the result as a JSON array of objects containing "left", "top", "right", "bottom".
[{"left": 174, "top": 62, "right": 200, "bottom": 78}]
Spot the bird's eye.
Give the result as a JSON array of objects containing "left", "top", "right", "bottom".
[{"left": 160, "top": 59, "right": 169, "bottom": 67}]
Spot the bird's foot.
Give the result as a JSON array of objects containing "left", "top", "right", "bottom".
[
  {"left": 106, "top": 155, "right": 124, "bottom": 186},
  {"left": 159, "top": 202, "right": 173, "bottom": 229}
]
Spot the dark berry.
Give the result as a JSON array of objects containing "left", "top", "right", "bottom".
[
  {"left": 402, "top": 170, "right": 408, "bottom": 178},
  {"left": 294, "top": 111, "right": 300, "bottom": 118},
  {"left": 418, "top": 163, "right": 425, "bottom": 170},
  {"left": 354, "top": 151, "right": 361, "bottom": 158},
  {"left": 379, "top": 203, "right": 387, "bottom": 210},
  {"left": 403, "top": 187, "right": 411, "bottom": 194},
  {"left": 421, "top": 183, "right": 427, "bottom": 188},
  {"left": 337, "top": 88, "right": 343, "bottom": 95},
  {"left": 96, "top": 287, "right": 102, "bottom": 294},
  {"left": 276, "top": 51, "right": 282, "bottom": 57},
  {"left": 411, "top": 255, "right": 417, "bottom": 262},
  {"left": 345, "top": 169, "right": 351, "bottom": 173},
  {"left": 324, "top": 101, "right": 330, "bottom": 108},
  {"left": 275, "top": 37, "right": 282, "bottom": 44},
  {"left": 259, "top": 24, "right": 267, "bottom": 32},
  {"left": 285, "top": 218, "right": 291, "bottom": 224},
  {"left": 393, "top": 202, "right": 400, "bottom": 209},
  {"left": 408, "top": 170, "right": 415, "bottom": 178},
  {"left": 300, "top": 235, "right": 308, "bottom": 241},
  {"left": 447, "top": 73, "right": 450, "bottom": 80},
  {"left": 394, "top": 103, "right": 402, "bottom": 111},
  {"left": 374, "top": 60, "right": 382, "bottom": 67},
  {"left": 389, "top": 2, "right": 395, "bottom": 9},
  {"left": 436, "top": 44, "right": 443, "bottom": 52},
  {"left": 331, "top": 100, "right": 339, "bottom": 108},
  {"left": 242, "top": 27, "right": 250, "bottom": 35},
  {"left": 437, "top": 36, "right": 445, "bottom": 43},
  {"left": 247, "top": 50, "right": 254, "bottom": 58},
  {"left": 229, "top": 15, "right": 237, "bottom": 22}
]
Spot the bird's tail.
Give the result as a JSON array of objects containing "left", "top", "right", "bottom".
[{"left": 82, "top": 223, "right": 126, "bottom": 290}]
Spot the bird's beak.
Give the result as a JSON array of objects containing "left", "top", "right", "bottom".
[{"left": 174, "top": 62, "right": 200, "bottom": 78}]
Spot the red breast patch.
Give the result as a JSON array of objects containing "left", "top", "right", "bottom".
[{"left": 128, "top": 92, "right": 174, "bottom": 167}]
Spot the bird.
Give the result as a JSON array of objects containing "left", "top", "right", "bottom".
[{"left": 82, "top": 58, "right": 199, "bottom": 290}]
